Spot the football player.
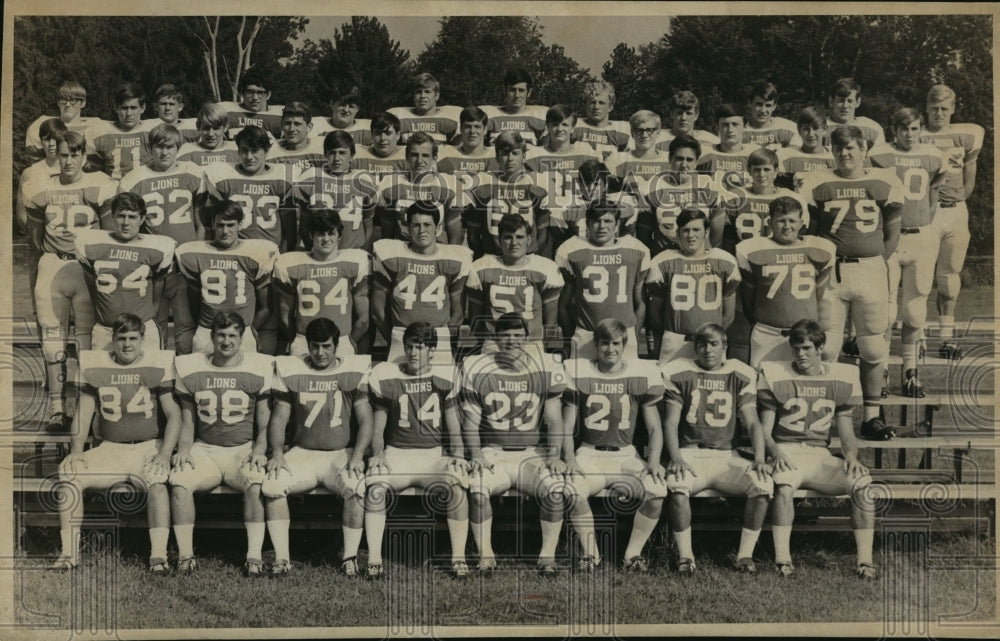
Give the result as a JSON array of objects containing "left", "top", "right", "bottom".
[
  {"left": 758, "top": 319, "right": 876, "bottom": 579},
  {"left": 152, "top": 84, "right": 199, "bottom": 143},
  {"left": 221, "top": 69, "right": 284, "bottom": 139},
  {"left": 483, "top": 68, "right": 547, "bottom": 146},
  {"left": 371, "top": 202, "right": 472, "bottom": 363},
  {"left": 736, "top": 197, "right": 836, "bottom": 368},
  {"left": 466, "top": 213, "right": 563, "bottom": 353},
  {"left": 24, "top": 130, "right": 118, "bottom": 432},
  {"left": 75, "top": 192, "right": 175, "bottom": 350},
  {"left": 654, "top": 90, "right": 720, "bottom": 153},
  {"left": 119, "top": 124, "right": 206, "bottom": 353},
  {"left": 556, "top": 199, "right": 650, "bottom": 360},
  {"left": 776, "top": 107, "right": 836, "bottom": 190},
  {"left": 177, "top": 102, "right": 240, "bottom": 167},
  {"left": 175, "top": 199, "right": 279, "bottom": 355},
  {"left": 824, "top": 78, "right": 885, "bottom": 150},
  {"left": 462, "top": 312, "right": 569, "bottom": 576},
  {"left": 660, "top": 322, "right": 771, "bottom": 575},
  {"left": 571, "top": 81, "right": 631, "bottom": 159},
  {"left": 351, "top": 112, "right": 408, "bottom": 183},
  {"left": 920, "top": 84, "right": 986, "bottom": 359},
  {"left": 869, "top": 108, "right": 946, "bottom": 394},
  {"left": 261, "top": 318, "right": 372, "bottom": 577},
  {"left": 742, "top": 81, "right": 799, "bottom": 149},
  {"left": 293, "top": 131, "right": 378, "bottom": 251},
  {"left": 525, "top": 104, "right": 600, "bottom": 202},
  {"left": 365, "top": 322, "right": 471, "bottom": 578},
  {"left": 605, "top": 110, "right": 673, "bottom": 197},
  {"left": 310, "top": 85, "right": 373, "bottom": 148},
  {"left": 376, "top": 132, "right": 463, "bottom": 245},
  {"left": 548, "top": 159, "right": 640, "bottom": 247},
  {"left": 25, "top": 80, "right": 98, "bottom": 162},
  {"left": 636, "top": 134, "right": 723, "bottom": 256},
  {"left": 645, "top": 208, "right": 740, "bottom": 363},
  {"left": 388, "top": 72, "right": 462, "bottom": 144},
  {"left": 203, "top": 125, "right": 298, "bottom": 254},
  {"left": 464, "top": 132, "right": 550, "bottom": 258},
  {"left": 50, "top": 313, "right": 180, "bottom": 573},
  {"left": 800, "top": 126, "right": 904, "bottom": 439},
  {"left": 562, "top": 318, "right": 667, "bottom": 572},
  {"left": 697, "top": 103, "right": 753, "bottom": 212},
  {"left": 268, "top": 102, "right": 325, "bottom": 171},
  {"left": 169, "top": 312, "right": 274, "bottom": 576},
  {"left": 17, "top": 118, "right": 67, "bottom": 234},
  {"left": 88, "top": 82, "right": 157, "bottom": 180},
  {"left": 436, "top": 106, "right": 498, "bottom": 175},
  {"left": 273, "top": 209, "right": 370, "bottom": 356}
]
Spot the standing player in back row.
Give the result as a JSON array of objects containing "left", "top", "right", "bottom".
[
  {"left": 869, "top": 108, "right": 946, "bottom": 395},
  {"left": 310, "top": 85, "right": 372, "bottom": 148},
  {"left": 800, "top": 126, "right": 903, "bottom": 440},
  {"left": 824, "top": 77, "right": 884, "bottom": 150},
  {"left": 389, "top": 72, "right": 462, "bottom": 144},
  {"left": 742, "top": 81, "right": 799, "bottom": 149},
  {"left": 571, "top": 81, "right": 631, "bottom": 160},
  {"left": 483, "top": 68, "right": 547, "bottom": 146},
  {"left": 221, "top": 69, "right": 284, "bottom": 139},
  {"left": 89, "top": 82, "right": 157, "bottom": 180},
  {"left": 920, "top": 84, "right": 986, "bottom": 359},
  {"left": 556, "top": 199, "right": 650, "bottom": 360}
]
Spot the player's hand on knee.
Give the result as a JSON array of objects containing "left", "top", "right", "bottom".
[
  {"left": 448, "top": 457, "right": 470, "bottom": 475},
  {"left": 646, "top": 461, "right": 667, "bottom": 484},
  {"left": 771, "top": 453, "right": 796, "bottom": 474},
  {"left": 469, "top": 455, "right": 491, "bottom": 476},
  {"left": 345, "top": 455, "right": 366, "bottom": 479},
  {"left": 265, "top": 453, "right": 289, "bottom": 479},
  {"left": 751, "top": 459, "right": 770, "bottom": 482},
  {"left": 172, "top": 450, "right": 195, "bottom": 472},
  {"left": 367, "top": 453, "right": 390, "bottom": 476},
  {"left": 667, "top": 457, "right": 695, "bottom": 480},
  {"left": 247, "top": 452, "right": 268, "bottom": 473},
  {"left": 63, "top": 453, "right": 88, "bottom": 475},
  {"left": 843, "top": 456, "right": 868, "bottom": 478},
  {"left": 145, "top": 454, "right": 170, "bottom": 480},
  {"left": 546, "top": 456, "right": 568, "bottom": 477}
]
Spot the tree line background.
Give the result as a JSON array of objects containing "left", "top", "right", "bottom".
[{"left": 11, "top": 14, "right": 994, "bottom": 259}]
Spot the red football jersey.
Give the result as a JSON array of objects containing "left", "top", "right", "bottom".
[
  {"left": 175, "top": 239, "right": 278, "bottom": 327},
  {"left": 119, "top": 162, "right": 205, "bottom": 244},
  {"left": 273, "top": 249, "right": 370, "bottom": 337},
  {"left": 78, "top": 349, "right": 175, "bottom": 443},
  {"left": 372, "top": 239, "right": 471, "bottom": 328},
  {"left": 758, "top": 360, "right": 861, "bottom": 448},
  {"left": 868, "top": 143, "right": 945, "bottom": 228},
  {"left": 564, "top": 358, "right": 664, "bottom": 448},
  {"left": 645, "top": 248, "right": 740, "bottom": 335},
  {"left": 661, "top": 357, "right": 757, "bottom": 450},
  {"left": 368, "top": 361, "right": 458, "bottom": 449},
  {"left": 555, "top": 235, "right": 650, "bottom": 331}
]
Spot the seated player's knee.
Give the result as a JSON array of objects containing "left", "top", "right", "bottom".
[
  {"left": 365, "top": 481, "right": 393, "bottom": 510},
  {"left": 167, "top": 468, "right": 198, "bottom": 492},
  {"left": 857, "top": 334, "right": 889, "bottom": 364},
  {"left": 330, "top": 470, "right": 366, "bottom": 500},
  {"left": 771, "top": 470, "right": 801, "bottom": 492},
  {"left": 236, "top": 462, "right": 266, "bottom": 491},
  {"left": 141, "top": 460, "right": 169, "bottom": 487},
  {"left": 260, "top": 472, "right": 292, "bottom": 499},
  {"left": 745, "top": 474, "right": 774, "bottom": 499},
  {"left": 665, "top": 474, "right": 693, "bottom": 496}
]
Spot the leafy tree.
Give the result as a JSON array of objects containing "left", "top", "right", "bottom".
[{"left": 601, "top": 43, "right": 648, "bottom": 120}]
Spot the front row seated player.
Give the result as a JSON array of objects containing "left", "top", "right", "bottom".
[
  {"left": 759, "top": 319, "right": 876, "bottom": 579},
  {"left": 261, "top": 318, "right": 372, "bottom": 578},
  {"left": 364, "top": 322, "right": 471, "bottom": 579},
  {"left": 462, "top": 312, "right": 569, "bottom": 577},
  {"left": 562, "top": 318, "right": 667, "bottom": 573},
  {"left": 660, "top": 323, "right": 771, "bottom": 575},
  {"left": 52, "top": 313, "right": 181, "bottom": 572},
  {"left": 169, "top": 312, "right": 274, "bottom": 577}
]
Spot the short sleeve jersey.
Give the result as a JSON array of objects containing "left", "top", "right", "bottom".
[
  {"left": 460, "top": 352, "right": 566, "bottom": 449},
  {"left": 646, "top": 248, "right": 740, "bottom": 336},
  {"left": 388, "top": 105, "right": 462, "bottom": 144},
  {"left": 919, "top": 123, "right": 985, "bottom": 204},
  {"left": 697, "top": 146, "right": 752, "bottom": 194},
  {"left": 25, "top": 115, "right": 99, "bottom": 155},
  {"left": 220, "top": 102, "right": 284, "bottom": 139},
  {"left": 661, "top": 357, "right": 757, "bottom": 450},
  {"left": 465, "top": 173, "right": 550, "bottom": 256},
  {"left": 775, "top": 146, "right": 837, "bottom": 189},
  {"left": 311, "top": 118, "right": 373, "bottom": 148},
  {"left": 368, "top": 361, "right": 458, "bottom": 449},
  {"left": 868, "top": 143, "right": 945, "bottom": 228},
  {"left": 376, "top": 173, "right": 461, "bottom": 242},
  {"left": 800, "top": 168, "right": 905, "bottom": 258},
  {"left": 267, "top": 138, "right": 327, "bottom": 173},
  {"left": 352, "top": 147, "right": 408, "bottom": 183},
  {"left": 273, "top": 249, "right": 370, "bottom": 337},
  {"left": 436, "top": 145, "right": 499, "bottom": 175},
  {"left": 177, "top": 141, "right": 241, "bottom": 167},
  {"left": 572, "top": 120, "right": 632, "bottom": 159},
  {"left": 605, "top": 150, "right": 674, "bottom": 193},
  {"left": 555, "top": 235, "right": 651, "bottom": 331},
  {"left": 203, "top": 163, "right": 297, "bottom": 247},
  {"left": 483, "top": 105, "right": 548, "bottom": 146},
  {"left": 640, "top": 173, "right": 723, "bottom": 253},
  {"left": 175, "top": 239, "right": 278, "bottom": 327},
  {"left": 466, "top": 254, "right": 564, "bottom": 339},
  {"left": 743, "top": 117, "right": 800, "bottom": 148},
  {"left": 293, "top": 167, "right": 377, "bottom": 250},
  {"left": 75, "top": 230, "right": 176, "bottom": 325},
  {"left": 175, "top": 352, "right": 274, "bottom": 447},
  {"left": 78, "top": 349, "right": 175, "bottom": 443},
  {"left": 823, "top": 117, "right": 885, "bottom": 151},
  {"left": 722, "top": 188, "right": 809, "bottom": 252},
  {"left": 24, "top": 173, "right": 119, "bottom": 256},
  {"left": 89, "top": 120, "right": 158, "bottom": 179},
  {"left": 736, "top": 236, "right": 836, "bottom": 328},
  {"left": 372, "top": 239, "right": 471, "bottom": 327},
  {"left": 272, "top": 354, "right": 371, "bottom": 451},
  {"left": 758, "top": 360, "right": 862, "bottom": 448},
  {"left": 564, "top": 358, "right": 664, "bottom": 449},
  {"left": 160, "top": 117, "right": 201, "bottom": 144},
  {"left": 118, "top": 162, "right": 205, "bottom": 244},
  {"left": 524, "top": 142, "right": 599, "bottom": 175}
]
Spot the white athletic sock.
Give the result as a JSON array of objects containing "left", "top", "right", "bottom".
[
  {"left": 266, "top": 519, "right": 290, "bottom": 563},
  {"left": 772, "top": 524, "right": 793, "bottom": 564},
  {"left": 673, "top": 527, "right": 693, "bottom": 560},
  {"left": 736, "top": 528, "right": 762, "bottom": 560},
  {"left": 60, "top": 526, "right": 77, "bottom": 562},
  {"left": 245, "top": 521, "right": 265, "bottom": 561},
  {"left": 471, "top": 517, "right": 494, "bottom": 560},
  {"left": 939, "top": 315, "right": 955, "bottom": 340},
  {"left": 446, "top": 518, "right": 469, "bottom": 563},
  {"left": 901, "top": 343, "right": 917, "bottom": 375},
  {"left": 342, "top": 526, "right": 363, "bottom": 560},
  {"left": 148, "top": 527, "right": 169, "bottom": 561},
  {"left": 623, "top": 512, "right": 659, "bottom": 560},
  {"left": 364, "top": 512, "right": 387, "bottom": 565},
  {"left": 538, "top": 519, "right": 563, "bottom": 559},
  {"left": 173, "top": 524, "right": 194, "bottom": 559},
  {"left": 854, "top": 528, "right": 875, "bottom": 566}
]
